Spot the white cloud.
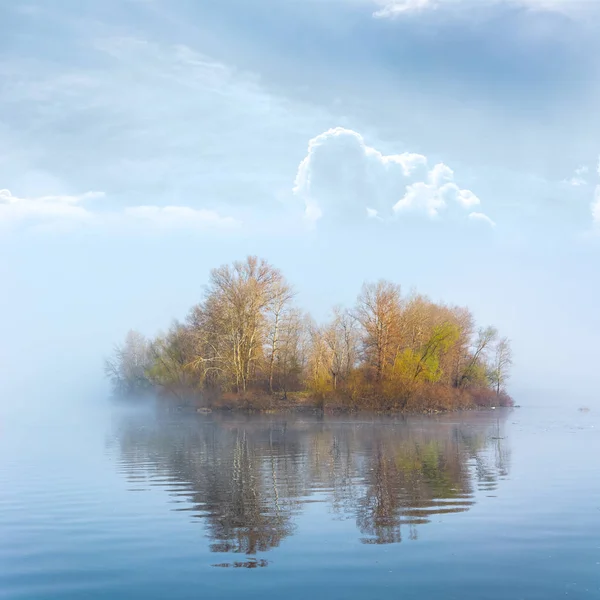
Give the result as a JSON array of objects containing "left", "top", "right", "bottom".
[
  {"left": 468, "top": 212, "right": 496, "bottom": 228},
  {"left": 393, "top": 163, "right": 480, "bottom": 217},
  {"left": 373, "top": 0, "right": 434, "bottom": 18},
  {"left": 0, "top": 188, "right": 239, "bottom": 232},
  {"left": 565, "top": 165, "right": 589, "bottom": 187},
  {"left": 294, "top": 127, "right": 430, "bottom": 221},
  {"left": 0, "top": 188, "right": 100, "bottom": 226},
  {"left": 428, "top": 162, "right": 453, "bottom": 187},
  {"left": 124, "top": 206, "right": 240, "bottom": 230},
  {"left": 294, "top": 127, "right": 480, "bottom": 224},
  {"left": 393, "top": 181, "right": 445, "bottom": 217},
  {"left": 0, "top": 189, "right": 104, "bottom": 207},
  {"left": 455, "top": 188, "right": 481, "bottom": 208},
  {"left": 366, "top": 207, "right": 384, "bottom": 221},
  {"left": 293, "top": 128, "right": 426, "bottom": 211}
]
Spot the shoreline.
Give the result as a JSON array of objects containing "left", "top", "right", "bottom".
[
  {"left": 141, "top": 384, "right": 515, "bottom": 416},
  {"left": 147, "top": 396, "right": 515, "bottom": 417}
]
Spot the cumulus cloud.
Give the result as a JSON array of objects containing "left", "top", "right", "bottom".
[
  {"left": 293, "top": 127, "right": 481, "bottom": 224},
  {"left": 124, "top": 206, "right": 241, "bottom": 230},
  {"left": 393, "top": 162, "right": 481, "bottom": 217},
  {"left": 468, "top": 212, "right": 496, "bottom": 228},
  {"left": 293, "top": 128, "right": 426, "bottom": 218},
  {"left": 393, "top": 181, "right": 444, "bottom": 217}
]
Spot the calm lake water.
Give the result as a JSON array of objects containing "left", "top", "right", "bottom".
[{"left": 1, "top": 403, "right": 599, "bottom": 599}]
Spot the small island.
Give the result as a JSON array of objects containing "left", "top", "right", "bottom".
[{"left": 106, "top": 256, "right": 513, "bottom": 412}]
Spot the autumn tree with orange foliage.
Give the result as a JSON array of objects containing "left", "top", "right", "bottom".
[{"left": 107, "top": 256, "right": 513, "bottom": 411}]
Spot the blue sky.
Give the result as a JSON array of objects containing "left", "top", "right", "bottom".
[{"left": 1, "top": 0, "right": 600, "bottom": 405}]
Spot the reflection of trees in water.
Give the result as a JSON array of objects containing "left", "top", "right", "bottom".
[
  {"left": 201, "top": 428, "right": 299, "bottom": 554},
  {"left": 303, "top": 419, "right": 507, "bottom": 545},
  {"left": 355, "top": 432, "right": 475, "bottom": 544},
  {"left": 110, "top": 412, "right": 510, "bottom": 554}
]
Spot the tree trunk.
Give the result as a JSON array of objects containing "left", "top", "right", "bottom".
[{"left": 269, "top": 312, "right": 280, "bottom": 394}]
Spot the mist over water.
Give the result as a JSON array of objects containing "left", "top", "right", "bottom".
[{"left": 2, "top": 399, "right": 599, "bottom": 599}]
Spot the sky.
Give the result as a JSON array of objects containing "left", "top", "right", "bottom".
[{"left": 1, "top": 0, "right": 600, "bottom": 406}]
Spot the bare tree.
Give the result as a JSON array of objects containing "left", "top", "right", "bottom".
[
  {"left": 323, "top": 306, "right": 359, "bottom": 390},
  {"left": 459, "top": 326, "right": 498, "bottom": 388},
  {"left": 105, "top": 330, "right": 152, "bottom": 395},
  {"left": 489, "top": 337, "right": 513, "bottom": 395},
  {"left": 355, "top": 281, "right": 402, "bottom": 382},
  {"left": 274, "top": 309, "right": 309, "bottom": 398},
  {"left": 189, "top": 256, "right": 291, "bottom": 394},
  {"left": 266, "top": 280, "right": 295, "bottom": 393}
]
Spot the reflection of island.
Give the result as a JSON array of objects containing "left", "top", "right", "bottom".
[{"left": 108, "top": 412, "right": 511, "bottom": 557}]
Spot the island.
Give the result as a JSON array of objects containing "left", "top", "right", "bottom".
[{"left": 105, "top": 256, "right": 513, "bottom": 412}]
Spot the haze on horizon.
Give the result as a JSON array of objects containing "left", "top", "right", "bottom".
[{"left": 1, "top": 0, "right": 600, "bottom": 411}]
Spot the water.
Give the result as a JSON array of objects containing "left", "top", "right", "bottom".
[{"left": 1, "top": 404, "right": 599, "bottom": 599}]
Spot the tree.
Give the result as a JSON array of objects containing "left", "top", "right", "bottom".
[
  {"left": 442, "top": 306, "right": 475, "bottom": 388},
  {"left": 459, "top": 326, "right": 498, "bottom": 388},
  {"left": 306, "top": 324, "right": 328, "bottom": 395},
  {"left": 355, "top": 280, "right": 402, "bottom": 382},
  {"left": 189, "top": 256, "right": 291, "bottom": 394},
  {"left": 147, "top": 323, "right": 197, "bottom": 401},
  {"left": 266, "top": 279, "right": 295, "bottom": 393},
  {"left": 411, "top": 322, "right": 461, "bottom": 383},
  {"left": 323, "top": 306, "right": 359, "bottom": 390},
  {"left": 105, "top": 330, "right": 153, "bottom": 396},
  {"left": 489, "top": 337, "right": 513, "bottom": 395},
  {"left": 274, "top": 309, "right": 309, "bottom": 397},
  {"left": 106, "top": 258, "right": 514, "bottom": 409}
]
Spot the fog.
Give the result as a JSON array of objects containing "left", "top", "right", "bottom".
[{"left": 1, "top": 225, "right": 598, "bottom": 419}]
